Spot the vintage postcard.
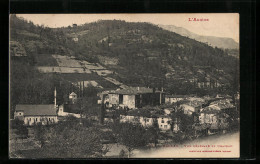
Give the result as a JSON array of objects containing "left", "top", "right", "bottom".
[{"left": 9, "top": 14, "right": 239, "bottom": 158}]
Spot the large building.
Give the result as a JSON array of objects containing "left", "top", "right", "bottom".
[
  {"left": 99, "top": 87, "right": 165, "bottom": 109},
  {"left": 14, "top": 104, "right": 58, "bottom": 126}
]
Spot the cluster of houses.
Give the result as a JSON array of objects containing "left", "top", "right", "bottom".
[
  {"left": 13, "top": 86, "right": 238, "bottom": 136},
  {"left": 97, "top": 87, "right": 237, "bottom": 134}
]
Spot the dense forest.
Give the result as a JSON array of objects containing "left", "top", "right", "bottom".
[{"left": 10, "top": 15, "right": 239, "bottom": 114}]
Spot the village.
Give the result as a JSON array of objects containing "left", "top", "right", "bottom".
[{"left": 10, "top": 84, "right": 240, "bottom": 158}]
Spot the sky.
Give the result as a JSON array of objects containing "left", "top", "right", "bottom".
[{"left": 16, "top": 14, "right": 239, "bottom": 43}]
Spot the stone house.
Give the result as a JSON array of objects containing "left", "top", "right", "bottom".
[
  {"left": 179, "top": 100, "right": 204, "bottom": 115},
  {"left": 198, "top": 105, "right": 229, "bottom": 134},
  {"left": 180, "top": 104, "right": 200, "bottom": 115},
  {"left": 157, "top": 116, "right": 172, "bottom": 131},
  {"left": 139, "top": 116, "right": 156, "bottom": 128}
]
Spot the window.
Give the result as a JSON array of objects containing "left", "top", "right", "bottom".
[
  {"left": 119, "top": 94, "right": 123, "bottom": 104},
  {"left": 146, "top": 119, "right": 149, "bottom": 122},
  {"left": 29, "top": 118, "right": 31, "bottom": 121},
  {"left": 49, "top": 118, "right": 51, "bottom": 121},
  {"left": 161, "top": 120, "right": 164, "bottom": 123},
  {"left": 36, "top": 118, "right": 38, "bottom": 121},
  {"left": 160, "top": 125, "right": 162, "bottom": 127},
  {"left": 164, "top": 125, "right": 167, "bottom": 128},
  {"left": 19, "top": 113, "right": 22, "bottom": 115}
]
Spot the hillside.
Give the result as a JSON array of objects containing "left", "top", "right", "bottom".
[
  {"left": 59, "top": 20, "right": 239, "bottom": 94},
  {"left": 158, "top": 24, "right": 239, "bottom": 50},
  {"left": 10, "top": 15, "right": 239, "bottom": 109}
]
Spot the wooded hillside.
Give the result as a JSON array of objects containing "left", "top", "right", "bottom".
[{"left": 10, "top": 15, "right": 239, "bottom": 113}]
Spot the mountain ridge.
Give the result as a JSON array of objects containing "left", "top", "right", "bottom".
[{"left": 158, "top": 24, "right": 239, "bottom": 50}]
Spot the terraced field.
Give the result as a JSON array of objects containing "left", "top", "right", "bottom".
[
  {"left": 53, "top": 55, "right": 82, "bottom": 67},
  {"left": 72, "top": 80, "right": 103, "bottom": 89},
  {"left": 58, "top": 73, "right": 119, "bottom": 90},
  {"left": 37, "top": 67, "right": 92, "bottom": 73},
  {"left": 35, "top": 54, "right": 125, "bottom": 90}
]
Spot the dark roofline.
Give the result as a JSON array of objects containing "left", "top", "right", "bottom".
[
  {"left": 15, "top": 104, "right": 57, "bottom": 116},
  {"left": 24, "top": 114, "right": 57, "bottom": 116}
]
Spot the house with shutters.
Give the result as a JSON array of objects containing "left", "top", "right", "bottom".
[
  {"left": 157, "top": 116, "right": 172, "bottom": 131},
  {"left": 14, "top": 104, "right": 58, "bottom": 126},
  {"left": 139, "top": 116, "right": 156, "bottom": 128}
]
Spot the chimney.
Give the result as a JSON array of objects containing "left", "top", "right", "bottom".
[
  {"left": 54, "top": 87, "right": 57, "bottom": 108},
  {"left": 82, "top": 81, "right": 84, "bottom": 97}
]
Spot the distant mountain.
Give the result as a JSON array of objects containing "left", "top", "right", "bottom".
[{"left": 158, "top": 24, "right": 239, "bottom": 50}]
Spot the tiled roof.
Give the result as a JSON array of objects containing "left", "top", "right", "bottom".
[
  {"left": 179, "top": 100, "right": 204, "bottom": 108},
  {"left": 15, "top": 104, "right": 57, "bottom": 116},
  {"left": 108, "top": 87, "right": 163, "bottom": 95},
  {"left": 165, "top": 95, "right": 186, "bottom": 98},
  {"left": 209, "top": 99, "right": 235, "bottom": 110}
]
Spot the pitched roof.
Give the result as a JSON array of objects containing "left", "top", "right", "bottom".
[
  {"left": 108, "top": 87, "right": 163, "bottom": 95},
  {"left": 15, "top": 104, "right": 57, "bottom": 116},
  {"left": 200, "top": 105, "right": 221, "bottom": 114},
  {"left": 69, "top": 92, "right": 77, "bottom": 96}
]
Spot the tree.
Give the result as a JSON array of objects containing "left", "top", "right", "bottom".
[
  {"left": 37, "top": 122, "right": 109, "bottom": 158},
  {"left": 10, "top": 119, "right": 28, "bottom": 139},
  {"left": 145, "top": 126, "right": 159, "bottom": 148},
  {"left": 171, "top": 108, "right": 194, "bottom": 138},
  {"left": 115, "top": 123, "right": 148, "bottom": 158},
  {"left": 74, "top": 96, "right": 100, "bottom": 124},
  {"left": 33, "top": 123, "right": 46, "bottom": 148}
]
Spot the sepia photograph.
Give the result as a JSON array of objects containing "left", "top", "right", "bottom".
[{"left": 9, "top": 13, "right": 240, "bottom": 158}]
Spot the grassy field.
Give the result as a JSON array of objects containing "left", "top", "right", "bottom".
[
  {"left": 34, "top": 54, "right": 58, "bottom": 66},
  {"left": 58, "top": 73, "right": 119, "bottom": 89},
  {"left": 37, "top": 66, "right": 92, "bottom": 73}
]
